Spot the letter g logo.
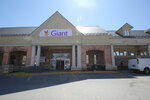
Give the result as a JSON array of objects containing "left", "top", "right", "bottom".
[{"left": 51, "top": 30, "right": 57, "bottom": 36}]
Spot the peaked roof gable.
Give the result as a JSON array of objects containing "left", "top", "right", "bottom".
[
  {"left": 117, "top": 23, "right": 133, "bottom": 32},
  {"left": 122, "top": 23, "right": 133, "bottom": 29},
  {"left": 31, "top": 11, "right": 82, "bottom": 36}
]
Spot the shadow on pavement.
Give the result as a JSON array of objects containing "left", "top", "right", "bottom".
[{"left": 0, "top": 71, "right": 149, "bottom": 95}]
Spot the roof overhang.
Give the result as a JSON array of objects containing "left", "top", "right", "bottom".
[{"left": 145, "top": 28, "right": 150, "bottom": 34}]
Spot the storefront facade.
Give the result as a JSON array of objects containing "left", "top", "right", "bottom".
[{"left": 0, "top": 11, "right": 150, "bottom": 73}]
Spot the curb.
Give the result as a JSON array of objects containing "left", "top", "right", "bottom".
[{"left": 7, "top": 71, "right": 120, "bottom": 76}]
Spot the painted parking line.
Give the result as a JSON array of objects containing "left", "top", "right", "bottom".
[
  {"left": 137, "top": 76, "right": 150, "bottom": 82},
  {"left": 62, "top": 87, "right": 68, "bottom": 100},
  {"left": 7, "top": 71, "right": 119, "bottom": 76},
  {"left": 97, "top": 96, "right": 101, "bottom": 100}
]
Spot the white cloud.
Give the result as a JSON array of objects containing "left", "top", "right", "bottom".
[{"left": 73, "top": 0, "right": 97, "bottom": 9}]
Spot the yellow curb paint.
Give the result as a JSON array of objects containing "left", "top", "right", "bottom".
[{"left": 7, "top": 71, "right": 119, "bottom": 76}]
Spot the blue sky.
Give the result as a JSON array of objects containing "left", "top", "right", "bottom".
[{"left": 0, "top": 0, "right": 150, "bottom": 30}]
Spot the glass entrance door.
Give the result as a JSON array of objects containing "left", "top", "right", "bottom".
[
  {"left": 56, "top": 60, "right": 64, "bottom": 70},
  {"left": 50, "top": 59, "right": 70, "bottom": 70},
  {"left": 50, "top": 53, "right": 70, "bottom": 70}
]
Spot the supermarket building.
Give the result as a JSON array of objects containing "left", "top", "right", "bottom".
[{"left": 0, "top": 11, "right": 150, "bottom": 73}]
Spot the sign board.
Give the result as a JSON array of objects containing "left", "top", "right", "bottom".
[
  {"left": 40, "top": 29, "right": 72, "bottom": 37},
  {"left": 40, "top": 57, "right": 46, "bottom": 62}
]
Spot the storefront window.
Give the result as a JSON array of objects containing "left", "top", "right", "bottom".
[
  {"left": 124, "top": 51, "right": 127, "bottom": 56},
  {"left": 86, "top": 55, "right": 89, "bottom": 64},
  {"left": 120, "top": 52, "right": 123, "bottom": 56},
  {"left": 140, "top": 52, "right": 144, "bottom": 56},
  {"left": 22, "top": 56, "right": 26, "bottom": 65},
  {"left": 144, "top": 52, "right": 147, "bottom": 56},
  {"left": 116, "top": 51, "right": 119, "bottom": 56},
  {"left": 130, "top": 52, "right": 135, "bottom": 56},
  {"left": 94, "top": 54, "right": 97, "bottom": 64},
  {"left": 125, "top": 30, "right": 130, "bottom": 36}
]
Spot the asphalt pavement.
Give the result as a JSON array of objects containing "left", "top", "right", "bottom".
[{"left": 0, "top": 71, "right": 150, "bottom": 100}]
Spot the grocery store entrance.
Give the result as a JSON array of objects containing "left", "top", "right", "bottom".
[
  {"left": 50, "top": 53, "right": 70, "bottom": 70},
  {"left": 41, "top": 46, "right": 72, "bottom": 70},
  {"left": 50, "top": 59, "right": 70, "bottom": 70}
]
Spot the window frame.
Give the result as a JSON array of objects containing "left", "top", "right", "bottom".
[{"left": 124, "top": 30, "right": 130, "bottom": 36}]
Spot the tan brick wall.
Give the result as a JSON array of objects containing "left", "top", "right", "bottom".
[{"left": 81, "top": 45, "right": 112, "bottom": 67}]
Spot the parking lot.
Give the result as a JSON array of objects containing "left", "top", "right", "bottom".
[{"left": 0, "top": 71, "right": 150, "bottom": 100}]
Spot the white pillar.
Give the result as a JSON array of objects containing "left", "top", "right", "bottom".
[
  {"left": 77, "top": 45, "right": 81, "bottom": 68},
  {"left": 148, "top": 45, "right": 150, "bottom": 57},
  {"left": 36, "top": 45, "right": 41, "bottom": 66},
  {"left": 111, "top": 45, "right": 116, "bottom": 67},
  {"left": 30, "top": 46, "right": 36, "bottom": 66},
  {"left": 72, "top": 45, "right": 76, "bottom": 68}
]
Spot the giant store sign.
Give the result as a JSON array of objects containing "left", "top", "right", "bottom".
[{"left": 40, "top": 29, "right": 72, "bottom": 37}]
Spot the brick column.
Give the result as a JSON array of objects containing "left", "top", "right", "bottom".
[
  {"left": 2, "top": 49, "right": 10, "bottom": 73},
  {"left": 26, "top": 46, "right": 32, "bottom": 66},
  {"left": 2, "top": 52, "right": 9, "bottom": 65},
  {"left": 104, "top": 46, "right": 111, "bottom": 67},
  {"left": 81, "top": 46, "right": 86, "bottom": 66}
]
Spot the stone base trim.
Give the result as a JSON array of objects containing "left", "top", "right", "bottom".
[
  {"left": 82, "top": 66, "right": 87, "bottom": 70},
  {"left": 105, "top": 65, "right": 117, "bottom": 70},
  {"left": 2, "top": 65, "right": 10, "bottom": 73},
  {"left": 71, "top": 67, "right": 82, "bottom": 71}
]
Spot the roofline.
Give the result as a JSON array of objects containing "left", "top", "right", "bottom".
[
  {"left": 76, "top": 26, "right": 100, "bottom": 27},
  {"left": 0, "top": 26, "right": 38, "bottom": 29},
  {"left": 0, "top": 27, "right": 147, "bottom": 31},
  {"left": 107, "top": 30, "right": 145, "bottom": 31}
]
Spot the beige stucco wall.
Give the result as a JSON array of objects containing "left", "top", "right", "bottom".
[
  {"left": 110, "top": 38, "right": 150, "bottom": 45},
  {"left": 0, "top": 34, "right": 150, "bottom": 46},
  {"left": 0, "top": 36, "right": 31, "bottom": 46}
]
